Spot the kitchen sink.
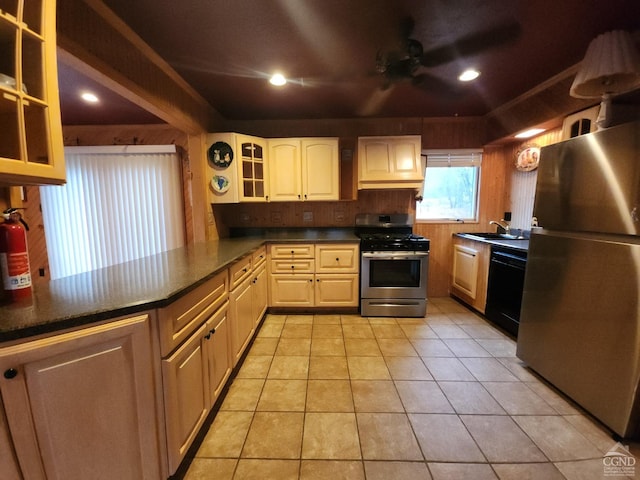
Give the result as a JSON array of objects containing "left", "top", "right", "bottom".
[{"left": 463, "top": 232, "right": 527, "bottom": 240}]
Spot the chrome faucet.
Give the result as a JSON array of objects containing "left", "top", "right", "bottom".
[{"left": 490, "top": 220, "right": 510, "bottom": 234}]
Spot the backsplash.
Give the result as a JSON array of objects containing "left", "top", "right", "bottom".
[{"left": 213, "top": 190, "right": 417, "bottom": 234}]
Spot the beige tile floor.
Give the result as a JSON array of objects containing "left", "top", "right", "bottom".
[{"left": 184, "top": 297, "right": 638, "bottom": 480}]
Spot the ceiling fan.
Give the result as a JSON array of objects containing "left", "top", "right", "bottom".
[{"left": 375, "top": 16, "right": 522, "bottom": 92}]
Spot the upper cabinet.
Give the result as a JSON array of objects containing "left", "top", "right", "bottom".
[
  {"left": 268, "top": 137, "right": 339, "bottom": 202},
  {"left": 358, "top": 135, "right": 423, "bottom": 190},
  {"left": 0, "top": 0, "right": 65, "bottom": 185},
  {"left": 207, "top": 133, "right": 268, "bottom": 204},
  {"left": 562, "top": 106, "right": 599, "bottom": 140}
]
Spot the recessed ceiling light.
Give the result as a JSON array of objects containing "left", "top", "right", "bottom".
[
  {"left": 458, "top": 69, "right": 480, "bottom": 82},
  {"left": 269, "top": 73, "right": 287, "bottom": 86},
  {"left": 80, "top": 92, "right": 99, "bottom": 103},
  {"left": 515, "top": 128, "right": 546, "bottom": 139}
]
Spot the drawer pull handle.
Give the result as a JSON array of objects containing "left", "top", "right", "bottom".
[{"left": 4, "top": 368, "right": 18, "bottom": 379}]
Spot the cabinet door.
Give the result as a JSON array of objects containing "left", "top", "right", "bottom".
[
  {"left": 391, "top": 138, "right": 423, "bottom": 179},
  {"left": 0, "top": 0, "right": 65, "bottom": 185},
  {"left": 229, "top": 276, "right": 254, "bottom": 365},
  {"left": 268, "top": 139, "right": 302, "bottom": 201},
  {"left": 206, "top": 302, "right": 232, "bottom": 403},
  {"left": 252, "top": 263, "right": 268, "bottom": 326},
  {"left": 452, "top": 244, "right": 480, "bottom": 298},
  {"left": 0, "top": 314, "right": 161, "bottom": 480},
  {"left": 358, "top": 136, "right": 423, "bottom": 189},
  {"left": 301, "top": 138, "right": 339, "bottom": 201},
  {"left": 162, "top": 321, "right": 210, "bottom": 474},
  {"left": 0, "top": 396, "right": 21, "bottom": 480},
  {"left": 237, "top": 135, "right": 268, "bottom": 202},
  {"left": 315, "top": 274, "right": 359, "bottom": 306},
  {"left": 269, "top": 275, "right": 314, "bottom": 306}
]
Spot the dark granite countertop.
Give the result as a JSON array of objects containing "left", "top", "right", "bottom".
[
  {"left": 454, "top": 233, "right": 529, "bottom": 252},
  {"left": 0, "top": 228, "right": 359, "bottom": 342}
]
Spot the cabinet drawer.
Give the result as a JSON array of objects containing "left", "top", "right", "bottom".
[
  {"left": 315, "top": 244, "right": 359, "bottom": 273},
  {"left": 229, "top": 255, "right": 252, "bottom": 290},
  {"left": 270, "top": 259, "right": 315, "bottom": 274},
  {"left": 252, "top": 246, "right": 267, "bottom": 269},
  {"left": 157, "top": 270, "right": 228, "bottom": 356},
  {"left": 269, "top": 244, "right": 314, "bottom": 259}
]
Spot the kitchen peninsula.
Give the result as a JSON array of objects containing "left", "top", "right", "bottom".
[{"left": 0, "top": 228, "right": 358, "bottom": 480}]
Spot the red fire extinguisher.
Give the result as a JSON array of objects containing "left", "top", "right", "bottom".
[{"left": 0, "top": 208, "right": 32, "bottom": 302}]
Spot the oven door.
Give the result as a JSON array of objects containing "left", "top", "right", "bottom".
[{"left": 361, "top": 251, "right": 429, "bottom": 300}]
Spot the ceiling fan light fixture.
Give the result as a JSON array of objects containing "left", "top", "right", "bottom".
[
  {"left": 458, "top": 69, "right": 480, "bottom": 82},
  {"left": 269, "top": 73, "right": 287, "bottom": 86}
]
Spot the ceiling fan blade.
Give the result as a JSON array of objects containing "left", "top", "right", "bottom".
[
  {"left": 411, "top": 72, "right": 463, "bottom": 97},
  {"left": 421, "top": 21, "right": 522, "bottom": 68}
]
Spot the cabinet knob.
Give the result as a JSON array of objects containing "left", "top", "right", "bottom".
[
  {"left": 298, "top": 194, "right": 301, "bottom": 199},
  {"left": 336, "top": 257, "right": 339, "bottom": 262},
  {"left": 210, "top": 328, "right": 216, "bottom": 335},
  {"left": 4, "top": 368, "right": 18, "bottom": 379},
  {"left": 291, "top": 265, "right": 295, "bottom": 269},
  {"left": 243, "top": 267, "right": 248, "bottom": 273}
]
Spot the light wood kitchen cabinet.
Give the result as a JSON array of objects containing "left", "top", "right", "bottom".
[
  {"left": 0, "top": 313, "right": 161, "bottom": 480},
  {"left": 0, "top": 396, "right": 21, "bottom": 480},
  {"left": 207, "top": 133, "right": 268, "bottom": 203},
  {"left": 251, "top": 247, "right": 268, "bottom": 326},
  {"left": 358, "top": 135, "right": 423, "bottom": 190},
  {"left": 162, "top": 320, "right": 210, "bottom": 474},
  {"left": 162, "top": 301, "right": 231, "bottom": 473},
  {"left": 157, "top": 270, "right": 231, "bottom": 474},
  {"left": 314, "top": 243, "right": 359, "bottom": 306},
  {"left": 450, "top": 236, "right": 491, "bottom": 313},
  {"left": 229, "top": 273, "right": 254, "bottom": 364},
  {"left": 0, "top": 0, "right": 65, "bottom": 185},
  {"left": 268, "top": 137, "right": 339, "bottom": 201},
  {"left": 269, "top": 243, "right": 359, "bottom": 307}
]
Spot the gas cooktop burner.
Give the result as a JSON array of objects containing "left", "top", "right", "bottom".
[{"left": 355, "top": 213, "right": 430, "bottom": 252}]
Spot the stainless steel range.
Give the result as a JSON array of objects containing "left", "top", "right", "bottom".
[{"left": 355, "top": 214, "right": 430, "bottom": 317}]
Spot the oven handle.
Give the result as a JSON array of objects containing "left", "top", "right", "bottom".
[{"left": 362, "top": 251, "right": 429, "bottom": 259}]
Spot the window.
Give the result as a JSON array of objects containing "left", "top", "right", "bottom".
[
  {"left": 416, "top": 149, "right": 482, "bottom": 222},
  {"left": 40, "top": 145, "right": 185, "bottom": 279}
]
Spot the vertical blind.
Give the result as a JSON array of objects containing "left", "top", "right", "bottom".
[{"left": 40, "top": 145, "right": 185, "bottom": 280}]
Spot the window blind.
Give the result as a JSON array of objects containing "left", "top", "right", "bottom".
[
  {"left": 424, "top": 149, "right": 483, "bottom": 167},
  {"left": 40, "top": 145, "right": 185, "bottom": 280}
]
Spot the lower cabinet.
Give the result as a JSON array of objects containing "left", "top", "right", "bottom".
[
  {"left": 268, "top": 243, "right": 359, "bottom": 307},
  {"left": 450, "top": 236, "right": 491, "bottom": 313},
  {"left": 230, "top": 275, "right": 254, "bottom": 365},
  {"left": 0, "top": 314, "right": 161, "bottom": 480},
  {"left": 251, "top": 261, "right": 268, "bottom": 326},
  {"left": 162, "top": 302, "right": 230, "bottom": 473}
]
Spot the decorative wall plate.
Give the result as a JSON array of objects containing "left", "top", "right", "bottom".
[
  {"left": 208, "top": 141, "right": 234, "bottom": 168},
  {"left": 211, "top": 175, "right": 230, "bottom": 193},
  {"left": 515, "top": 144, "right": 540, "bottom": 171}
]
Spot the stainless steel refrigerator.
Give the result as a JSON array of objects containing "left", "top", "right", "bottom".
[{"left": 517, "top": 120, "right": 640, "bottom": 438}]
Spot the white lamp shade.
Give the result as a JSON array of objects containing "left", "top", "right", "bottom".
[{"left": 570, "top": 30, "right": 640, "bottom": 98}]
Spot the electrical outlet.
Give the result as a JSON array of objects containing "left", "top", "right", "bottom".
[
  {"left": 303, "top": 211, "right": 313, "bottom": 222},
  {"left": 334, "top": 210, "right": 345, "bottom": 223},
  {"left": 241, "top": 213, "right": 250, "bottom": 223}
]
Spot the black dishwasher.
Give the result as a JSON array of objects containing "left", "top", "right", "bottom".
[{"left": 485, "top": 246, "right": 527, "bottom": 337}]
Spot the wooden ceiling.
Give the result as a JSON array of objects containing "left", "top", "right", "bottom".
[{"left": 58, "top": 0, "right": 640, "bottom": 126}]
